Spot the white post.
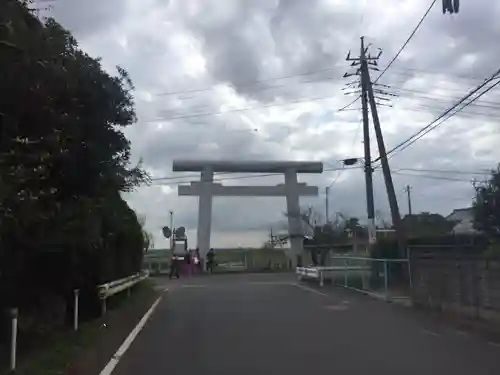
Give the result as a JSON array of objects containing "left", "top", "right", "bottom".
[
  {"left": 197, "top": 166, "right": 214, "bottom": 263},
  {"left": 320, "top": 271, "right": 324, "bottom": 287},
  {"left": 285, "top": 168, "right": 303, "bottom": 268},
  {"left": 384, "top": 260, "right": 389, "bottom": 301},
  {"left": 101, "top": 299, "right": 107, "bottom": 316},
  {"left": 362, "top": 260, "right": 367, "bottom": 290},
  {"left": 73, "top": 289, "right": 79, "bottom": 331},
  {"left": 344, "top": 259, "right": 348, "bottom": 287},
  {"left": 368, "top": 219, "right": 377, "bottom": 246},
  {"left": 407, "top": 247, "right": 413, "bottom": 291},
  {"left": 169, "top": 211, "right": 174, "bottom": 250},
  {"left": 10, "top": 308, "right": 18, "bottom": 371}
]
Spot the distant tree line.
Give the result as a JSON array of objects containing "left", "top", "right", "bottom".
[{"left": 288, "top": 163, "right": 500, "bottom": 259}]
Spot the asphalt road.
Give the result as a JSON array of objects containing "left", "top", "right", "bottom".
[{"left": 112, "top": 274, "right": 500, "bottom": 375}]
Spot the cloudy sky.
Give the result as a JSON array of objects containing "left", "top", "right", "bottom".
[{"left": 39, "top": 0, "right": 500, "bottom": 248}]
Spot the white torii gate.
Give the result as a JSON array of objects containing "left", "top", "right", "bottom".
[{"left": 173, "top": 160, "right": 323, "bottom": 267}]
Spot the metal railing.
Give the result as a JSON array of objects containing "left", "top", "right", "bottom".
[
  {"left": 97, "top": 270, "right": 150, "bottom": 315},
  {"left": 330, "top": 256, "right": 411, "bottom": 302},
  {"left": 297, "top": 256, "right": 412, "bottom": 302},
  {"left": 5, "top": 270, "right": 149, "bottom": 372}
]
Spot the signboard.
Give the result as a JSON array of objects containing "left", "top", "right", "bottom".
[
  {"left": 172, "top": 242, "right": 187, "bottom": 255},
  {"left": 162, "top": 226, "right": 171, "bottom": 239},
  {"left": 175, "top": 226, "right": 186, "bottom": 239}
]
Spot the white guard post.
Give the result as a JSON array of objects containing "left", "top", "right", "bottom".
[{"left": 173, "top": 160, "right": 323, "bottom": 267}]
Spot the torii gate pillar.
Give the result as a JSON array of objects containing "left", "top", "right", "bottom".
[
  {"left": 197, "top": 166, "right": 214, "bottom": 262},
  {"left": 284, "top": 168, "right": 303, "bottom": 266}
]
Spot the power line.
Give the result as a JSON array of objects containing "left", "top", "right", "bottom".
[
  {"left": 150, "top": 165, "right": 364, "bottom": 186},
  {"left": 152, "top": 172, "right": 283, "bottom": 184},
  {"left": 338, "top": 0, "right": 436, "bottom": 112},
  {"left": 391, "top": 87, "right": 500, "bottom": 109},
  {"left": 388, "top": 104, "right": 500, "bottom": 122},
  {"left": 326, "top": 120, "right": 363, "bottom": 188},
  {"left": 149, "top": 165, "right": 492, "bottom": 188},
  {"left": 155, "top": 66, "right": 339, "bottom": 98},
  {"left": 373, "top": 67, "right": 500, "bottom": 164},
  {"left": 395, "top": 168, "right": 490, "bottom": 176},
  {"left": 158, "top": 74, "right": 339, "bottom": 100},
  {"left": 387, "top": 78, "right": 500, "bottom": 159},
  {"left": 337, "top": 96, "right": 360, "bottom": 112},
  {"left": 392, "top": 171, "right": 474, "bottom": 182},
  {"left": 374, "top": 0, "right": 437, "bottom": 83},
  {"left": 396, "top": 104, "right": 500, "bottom": 120},
  {"left": 385, "top": 67, "right": 491, "bottom": 83},
  {"left": 142, "top": 93, "right": 337, "bottom": 123}
]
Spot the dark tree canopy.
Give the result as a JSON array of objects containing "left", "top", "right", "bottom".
[
  {"left": 473, "top": 165, "right": 500, "bottom": 240},
  {"left": 0, "top": 0, "right": 150, "bottom": 321},
  {"left": 402, "top": 212, "right": 455, "bottom": 238}
]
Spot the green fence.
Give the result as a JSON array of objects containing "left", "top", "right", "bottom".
[
  {"left": 215, "top": 249, "right": 290, "bottom": 273},
  {"left": 143, "top": 248, "right": 291, "bottom": 274}
]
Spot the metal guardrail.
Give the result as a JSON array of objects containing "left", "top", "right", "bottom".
[
  {"left": 5, "top": 270, "right": 149, "bottom": 372},
  {"left": 297, "top": 265, "right": 370, "bottom": 287},
  {"left": 97, "top": 270, "right": 150, "bottom": 315},
  {"left": 330, "top": 256, "right": 411, "bottom": 301},
  {"left": 297, "top": 256, "right": 411, "bottom": 302}
]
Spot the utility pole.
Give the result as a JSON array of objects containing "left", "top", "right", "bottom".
[
  {"left": 169, "top": 210, "right": 174, "bottom": 250},
  {"left": 345, "top": 36, "right": 376, "bottom": 245},
  {"left": 364, "top": 63, "right": 406, "bottom": 257},
  {"left": 404, "top": 185, "right": 412, "bottom": 215},
  {"left": 343, "top": 36, "right": 405, "bottom": 256},
  {"left": 325, "top": 187, "right": 329, "bottom": 225}
]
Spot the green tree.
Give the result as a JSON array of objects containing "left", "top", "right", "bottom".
[
  {"left": 0, "top": 0, "right": 149, "bottom": 322},
  {"left": 139, "top": 214, "right": 155, "bottom": 252},
  {"left": 402, "top": 212, "right": 455, "bottom": 238},
  {"left": 473, "top": 165, "right": 500, "bottom": 240}
]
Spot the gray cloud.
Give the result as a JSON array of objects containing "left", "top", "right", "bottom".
[
  {"left": 46, "top": 0, "right": 500, "bottom": 248},
  {"left": 40, "top": 0, "right": 127, "bottom": 38}
]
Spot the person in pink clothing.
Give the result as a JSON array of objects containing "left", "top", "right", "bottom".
[
  {"left": 194, "top": 248, "right": 202, "bottom": 274},
  {"left": 193, "top": 250, "right": 200, "bottom": 275}
]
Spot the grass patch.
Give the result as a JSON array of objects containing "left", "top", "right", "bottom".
[
  {"left": 3, "top": 318, "right": 101, "bottom": 375},
  {"left": 3, "top": 280, "right": 157, "bottom": 375}
]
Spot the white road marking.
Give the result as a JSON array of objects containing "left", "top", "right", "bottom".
[
  {"left": 163, "top": 287, "right": 169, "bottom": 292},
  {"left": 488, "top": 341, "right": 500, "bottom": 348},
  {"left": 293, "top": 283, "right": 328, "bottom": 297},
  {"left": 99, "top": 296, "right": 162, "bottom": 375},
  {"left": 421, "top": 329, "right": 440, "bottom": 337}
]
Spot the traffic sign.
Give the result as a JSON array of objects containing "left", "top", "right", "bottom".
[
  {"left": 162, "top": 226, "right": 171, "bottom": 239},
  {"left": 175, "top": 226, "right": 186, "bottom": 239}
]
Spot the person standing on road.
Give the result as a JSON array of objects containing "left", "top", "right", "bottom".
[
  {"left": 206, "top": 248, "right": 215, "bottom": 273},
  {"left": 185, "top": 250, "right": 193, "bottom": 276},
  {"left": 169, "top": 255, "right": 180, "bottom": 279}
]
